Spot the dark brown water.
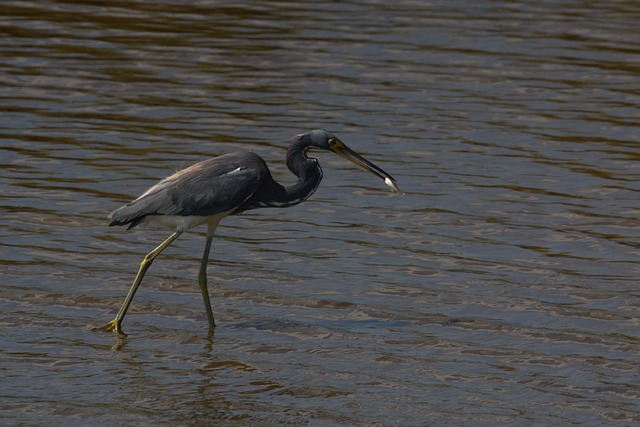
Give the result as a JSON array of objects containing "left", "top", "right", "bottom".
[{"left": 2, "top": 1, "right": 640, "bottom": 425}]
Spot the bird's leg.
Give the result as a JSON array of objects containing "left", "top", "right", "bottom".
[
  {"left": 198, "top": 234, "right": 216, "bottom": 331},
  {"left": 96, "top": 231, "right": 183, "bottom": 334}
]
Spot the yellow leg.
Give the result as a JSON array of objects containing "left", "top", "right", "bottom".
[
  {"left": 96, "top": 231, "right": 183, "bottom": 334},
  {"left": 198, "top": 235, "right": 216, "bottom": 331}
]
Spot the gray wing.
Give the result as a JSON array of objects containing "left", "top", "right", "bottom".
[{"left": 109, "top": 151, "right": 269, "bottom": 229}]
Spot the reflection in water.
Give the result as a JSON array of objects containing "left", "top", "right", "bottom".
[{"left": 2, "top": 0, "right": 640, "bottom": 425}]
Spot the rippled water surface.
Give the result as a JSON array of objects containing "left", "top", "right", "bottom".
[{"left": 2, "top": 1, "right": 640, "bottom": 425}]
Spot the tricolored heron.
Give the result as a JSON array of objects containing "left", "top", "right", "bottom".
[{"left": 97, "top": 129, "right": 400, "bottom": 334}]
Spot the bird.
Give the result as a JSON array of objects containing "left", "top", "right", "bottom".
[{"left": 96, "top": 129, "right": 401, "bottom": 334}]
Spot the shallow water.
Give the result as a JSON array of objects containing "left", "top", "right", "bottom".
[{"left": 2, "top": 0, "right": 640, "bottom": 425}]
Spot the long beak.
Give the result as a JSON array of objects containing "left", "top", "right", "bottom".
[{"left": 332, "top": 142, "right": 402, "bottom": 193}]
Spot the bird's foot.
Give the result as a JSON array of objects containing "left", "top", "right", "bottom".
[{"left": 93, "top": 319, "right": 126, "bottom": 335}]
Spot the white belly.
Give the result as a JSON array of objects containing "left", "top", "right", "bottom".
[{"left": 141, "top": 210, "right": 232, "bottom": 235}]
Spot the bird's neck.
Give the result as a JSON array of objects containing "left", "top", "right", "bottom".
[
  {"left": 234, "top": 142, "right": 323, "bottom": 213},
  {"left": 279, "top": 144, "right": 323, "bottom": 207}
]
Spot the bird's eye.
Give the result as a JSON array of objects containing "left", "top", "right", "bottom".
[{"left": 328, "top": 139, "right": 337, "bottom": 146}]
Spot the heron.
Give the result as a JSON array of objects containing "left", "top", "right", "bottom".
[{"left": 97, "top": 129, "right": 400, "bottom": 334}]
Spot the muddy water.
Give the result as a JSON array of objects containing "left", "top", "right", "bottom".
[{"left": 2, "top": 1, "right": 640, "bottom": 425}]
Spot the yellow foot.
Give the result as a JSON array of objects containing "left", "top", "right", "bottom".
[{"left": 93, "top": 319, "right": 126, "bottom": 335}]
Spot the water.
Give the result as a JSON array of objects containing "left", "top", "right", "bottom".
[{"left": 2, "top": 0, "right": 640, "bottom": 425}]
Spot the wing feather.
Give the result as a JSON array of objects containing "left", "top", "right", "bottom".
[{"left": 109, "top": 152, "right": 268, "bottom": 228}]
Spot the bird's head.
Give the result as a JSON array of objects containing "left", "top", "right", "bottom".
[{"left": 291, "top": 129, "right": 402, "bottom": 193}]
